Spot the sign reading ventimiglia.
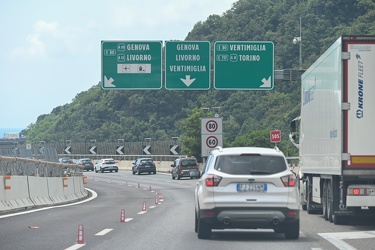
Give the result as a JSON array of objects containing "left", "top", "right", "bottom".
[{"left": 165, "top": 41, "right": 210, "bottom": 90}]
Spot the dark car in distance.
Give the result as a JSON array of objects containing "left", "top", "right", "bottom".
[
  {"left": 59, "top": 157, "right": 74, "bottom": 164},
  {"left": 132, "top": 158, "right": 157, "bottom": 175},
  {"left": 171, "top": 157, "right": 200, "bottom": 180},
  {"left": 76, "top": 158, "right": 94, "bottom": 171}
]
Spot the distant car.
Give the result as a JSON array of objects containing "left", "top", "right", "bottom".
[
  {"left": 95, "top": 158, "right": 118, "bottom": 173},
  {"left": 59, "top": 157, "right": 74, "bottom": 164},
  {"left": 171, "top": 157, "right": 200, "bottom": 180},
  {"left": 76, "top": 158, "right": 94, "bottom": 171},
  {"left": 195, "top": 146, "right": 300, "bottom": 240},
  {"left": 132, "top": 158, "right": 156, "bottom": 175}
]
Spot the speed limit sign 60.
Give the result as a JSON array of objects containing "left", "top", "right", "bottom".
[{"left": 206, "top": 136, "right": 218, "bottom": 148}]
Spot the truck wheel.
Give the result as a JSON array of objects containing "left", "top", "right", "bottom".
[
  {"left": 284, "top": 220, "right": 300, "bottom": 239},
  {"left": 322, "top": 180, "right": 328, "bottom": 220},
  {"left": 306, "top": 177, "right": 313, "bottom": 214},
  {"left": 327, "top": 180, "right": 333, "bottom": 222}
]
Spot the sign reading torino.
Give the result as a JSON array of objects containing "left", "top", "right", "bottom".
[{"left": 214, "top": 41, "right": 274, "bottom": 90}]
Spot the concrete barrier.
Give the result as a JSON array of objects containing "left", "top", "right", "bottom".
[
  {"left": 2, "top": 176, "right": 34, "bottom": 211},
  {"left": 73, "top": 176, "right": 87, "bottom": 199},
  {"left": 47, "top": 177, "right": 67, "bottom": 204},
  {"left": 0, "top": 177, "right": 9, "bottom": 211},
  {"left": 63, "top": 177, "right": 79, "bottom": 201},
  {"left": 0, "top": 155, "right": 88, "bottom": 213},
  {"left": 28, "top": 176, "right": 53, "bottom": 206}
]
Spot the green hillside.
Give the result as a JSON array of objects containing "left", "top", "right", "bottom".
[{"left": 23, "top": 0, "right": 375, "bottom": 158}]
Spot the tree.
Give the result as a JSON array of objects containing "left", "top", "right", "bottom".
[{"left": 179, "top": 107, "right": 214, "bottom": 162}]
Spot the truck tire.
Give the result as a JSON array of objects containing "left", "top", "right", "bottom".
[
  {"left": 322, "top": 180, "right": 328, "bottom": 220},
  {"left": 327, "top": 180, "right": 334, "bottom": 222},
  {"left": 306, "top": 177, "right": 313, "bottom": 214}
]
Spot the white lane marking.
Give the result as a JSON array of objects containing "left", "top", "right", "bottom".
[
  {"left": 124, "top": 218, "right": 133, "bottom": 222},
  {"left": 138, "top": 211, "right": 147, "bottom": 214},
  {"left": 64, "top": 244, "right": 85, "bottom": 250},
  {"left": 149, "top": 206, "right": 156, "bottom": 209},
  {"left": 0, "top": 188, "right": 97, "bottom": 219},
  {"left": 95, "top": 228, "right": 113, "bottom": 236},
  {"left": 318, "top": 231, "right": 375, "bottom": 250}
]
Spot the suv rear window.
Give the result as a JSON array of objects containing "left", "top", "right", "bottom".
[{"left": 214, "top": 155, "right": 287, "bottom": 175}]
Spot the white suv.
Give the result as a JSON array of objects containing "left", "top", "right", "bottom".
[{"left": 194, "top": 147, "right": 300, "bottom": 239}]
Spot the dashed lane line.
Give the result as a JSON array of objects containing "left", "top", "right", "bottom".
[{"left": 95, "top": 228, "right": 113, "bottom": 236}]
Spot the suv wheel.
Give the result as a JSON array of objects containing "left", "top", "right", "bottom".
[{"left": 284, "top": 220, "right": 300, "bottom": 239}]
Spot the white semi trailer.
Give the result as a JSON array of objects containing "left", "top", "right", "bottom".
[{"left": 289, "top": 35, "right": 375, "bottom": 224}]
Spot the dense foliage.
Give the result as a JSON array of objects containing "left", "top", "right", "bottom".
[{"left": 23, "top": 0, "right": 375, "bottom": 159}]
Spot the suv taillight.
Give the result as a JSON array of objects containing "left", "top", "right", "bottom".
[
  {"left": 204, "top": 174, "right": 222, "bottom": 187},
  {"left": 281, "top": 174, "right": 296, "bottom": 187}
]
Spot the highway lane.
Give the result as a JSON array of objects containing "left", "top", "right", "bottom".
[{"left": 0, "top": 170, "right": 374, "bottom": 250}]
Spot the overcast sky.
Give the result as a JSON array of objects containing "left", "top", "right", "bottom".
[{"left": 0, "top": 0, "right": 235, "bottom": 130}]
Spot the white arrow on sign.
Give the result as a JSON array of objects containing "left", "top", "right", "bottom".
[
  {"left": 143, "top": 145, "right": 151, "bottom": 155},
  {"left": 116, "top": 146, "right": 124, "bottom": 155},
  {"left": 180, "top": 75, "right": 196, "bottom": 87},
  {"left": 89, "top": 146, "right": 97, "bottom": 154},
  {"left": 64, "top": 146, "right": 72, "bottom": 154},
  {"left": 170, "top": 145, "right": 179, "bottom": 155},
  {"left": 260, "top": 76, "right": 271, "bottom": 88},
  {"left": 104, "top": 76, "right": 116, "bottom": 87}
]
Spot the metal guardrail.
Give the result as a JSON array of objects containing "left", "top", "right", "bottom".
[{"left": 0, "top": 156, "right": 83, "bottom": 177}]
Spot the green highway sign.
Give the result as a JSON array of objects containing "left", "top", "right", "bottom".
[
  {"left": 214, "top": 41, "right": 274, "bottom": 90},
  {"left": 101, "top": 41, "right": 162, "bottom": 89},
  {"left": 165, "top": 41, "right": 210, "bottom": 90}
]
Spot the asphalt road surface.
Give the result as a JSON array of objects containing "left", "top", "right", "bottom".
[{"left": 0, "top": 170, "right": 374, "bottom": 250}]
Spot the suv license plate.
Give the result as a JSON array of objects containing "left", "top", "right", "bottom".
[{"left": 237, "top": 183, "right": 267, "bottom": 192}]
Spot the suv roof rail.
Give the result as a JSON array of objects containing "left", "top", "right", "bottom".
[{"left": 214, "top": 146, "right": 223, "bottom": 152}]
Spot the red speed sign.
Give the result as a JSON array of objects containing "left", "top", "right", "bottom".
[{"left": 270, "top": 130, "right": 281, "bottom": 143}]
